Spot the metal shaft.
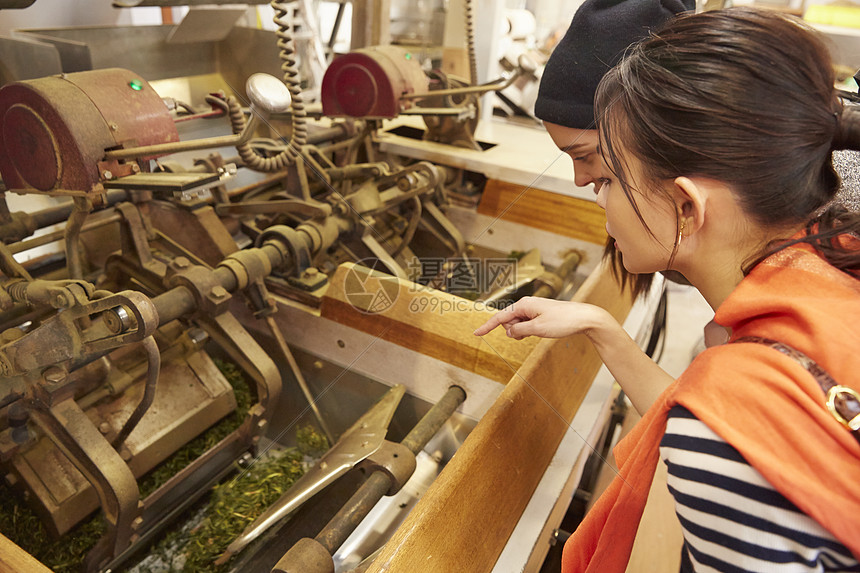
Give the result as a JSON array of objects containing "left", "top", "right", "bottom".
[
  {"left": 265, "top": 315, "right": 335, "bottom": 444},
  {"left": 315, "top": 385, "right": 466, "bottom": 553}
]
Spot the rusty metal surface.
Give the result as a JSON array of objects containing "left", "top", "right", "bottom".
[
  {"left": 144, "top": 201, "right": 239, "bottom": 267},
  {"left": 0, "top": 69, "right": 177, "bottom": 195},
  {"left": 67, "top": 68, "right": 178, "bottom": 151},
  {"left": 321, "top": 46, "right": 428, "bottom": 119},
  {"left": 28, "top": 397, "right": 139, "bottom": 570},
  {"left": 221, "top": 385, "right": 405, "bottom": 561},
  {"left": 0, "top": 28, "right": 509, "bottom": 571},
  {"left": 9, "top": 347, "right": 236, "bottom": 536},
  {"left": 273, "top": 537, "right": 336, "bottom": 573},
  {"left": 272, "top": 385, "right": 467, "bottom": 569}
]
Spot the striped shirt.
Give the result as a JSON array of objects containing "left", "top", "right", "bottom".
[{"left": 659, "top": 405, "right": 860, "bottom": 572}]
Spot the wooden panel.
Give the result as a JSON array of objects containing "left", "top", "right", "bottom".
[
  {"left": 477, "top": 179, "right": 608, "bottom": 245},
  {"left": 366, "top": 259, "right": 633, "bottom": 573},
  {"left": 320, "top": 263, "right": 538, "bottom": 384},
  {"left": 0, "top": 533, "right": 52, "bottom": 573}
]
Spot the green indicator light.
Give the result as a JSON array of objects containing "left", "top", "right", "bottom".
[
  {"left": 129, "top": 79, "right": 143, "bottom": 91},
  {"left": 405, "top": 52, "right": 412, "bottom": 60}
]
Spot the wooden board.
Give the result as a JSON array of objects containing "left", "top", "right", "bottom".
[
  {"left": 366, "top": 259, "right": 633, "bottom": 573},
  {"left": 477, "top": 179, "right": 608, "bottom": 245},
  {"left": 0, "top": 533, "right": 53, "bottom": 573},
  {"left": 321, "top": 263, "right": 538, "bottom": 384}
]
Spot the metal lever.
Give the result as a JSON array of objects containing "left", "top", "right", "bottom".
[
  {"left": 104, "top": 73, "right": 290, "bottom": 161},
  {"left": 215, "top": 384, "right": 406, "bottom": 564}
]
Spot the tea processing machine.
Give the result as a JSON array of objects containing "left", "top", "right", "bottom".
[{"left": 0, "top": 2, "right": 661, "bottom": 571}]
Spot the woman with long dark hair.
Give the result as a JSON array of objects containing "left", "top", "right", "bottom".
[{"left": 477, "top": 8, "right": 860, "bottom": 571}]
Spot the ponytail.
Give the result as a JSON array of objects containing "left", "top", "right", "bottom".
[
  {"left": 832, "top": 106, "right": 860, "bottom": 153},
  {"left": 798, "top": 105, "right": 860, "bottom": 278}
]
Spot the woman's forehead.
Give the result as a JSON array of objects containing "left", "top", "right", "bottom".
[{"left": 543, "top": 122, "right": 599, "bottom": 151}]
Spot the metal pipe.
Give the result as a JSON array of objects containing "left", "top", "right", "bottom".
[
  {"left": 103, "top": 113, "right": 260, "bottom": 161},
  {"left": 532, "top": 251, "right": 582, "bottom": 299},
  {"left": 305, "top": 124, "right": 350, "bottom": 146},
  {"left": 9, "top": 212, "right": 123, "bottom": 255},
  {"left": 389, "top": 197, "right": 421, "bottom": 259},
  {"left": 316, "top": 471, "right": 392, "bottom": 555},
  {"left": 65, "top": 197, "right": 93, "bottom": 280},
  {"left": 149, "top": 237, "right": 290, "bottom": 325},
  {"left": 226, "top": 172, "right": 289, "bottom": 199},
  {"left": 265, "top": 315, "right": 335, "bottom": 444},
  {"left": 78, "top": 340, "right": 186, "bottom": 411},
  {"left": 401, "top": 385, "right": 466, "bottom": 454},
  {"left": 399, "top": 72, "right": 521, "bottom": 101},
  {"left": 314, "top": 385, "right": 466, "bottom": 552},
  {"left": 112, "top": 336, "right": 160, "bottom": 449}
]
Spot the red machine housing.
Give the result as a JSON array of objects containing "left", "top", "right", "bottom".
[
  {"left": 0, "top": 68, "right": 179, "bottom": 196},
  {"left": 321, "top": 45, "right": 428, "bottom": 119}
]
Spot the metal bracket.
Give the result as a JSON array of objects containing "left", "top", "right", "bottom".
[
  {"left": 256, "top": 225, "right": 311, "bottom": 278},
  {"left": 165, "top": 257, "right": 231, "bottom": 316},
  {"left": 357, "top": 440, "right": 416, "bottom": 495}
]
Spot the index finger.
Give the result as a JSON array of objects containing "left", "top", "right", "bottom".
[{"left": 473, "top": 304, "right": 520, "bottom": 336}]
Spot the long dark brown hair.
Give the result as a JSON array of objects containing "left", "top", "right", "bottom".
[{"left": 595, "top": 8, "right": 860, "bottom": 281}]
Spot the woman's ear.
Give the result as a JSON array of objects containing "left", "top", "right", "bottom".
[{"left": 672, "top": 176, "right": 708, "bottom": 236}]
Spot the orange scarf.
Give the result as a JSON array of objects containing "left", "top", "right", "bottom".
[{"left": 562, "top": 241, "right": 860, "bottom": 572}]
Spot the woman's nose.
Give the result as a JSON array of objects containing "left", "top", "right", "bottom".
[{"left": 573, "top": 167, "right": 594, "bottom": 188}]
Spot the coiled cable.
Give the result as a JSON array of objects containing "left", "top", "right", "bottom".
[{"left": 230, "top": 0, "right": 309, "bottom": 172}]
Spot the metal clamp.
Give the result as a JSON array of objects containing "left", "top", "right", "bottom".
[
  {"left": 166, "top": 260, "right": 231, "bottom": 316},
  {"left": 255, "top": 225, "right": 311, "bottom": 278},
  {"left": 826, "top": 385, "right": 860, "bottom": 431},
  {"left": 358, "top": 440, "right": 416, "bottom": 496}
]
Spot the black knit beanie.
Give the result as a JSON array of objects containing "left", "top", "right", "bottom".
[{"left": 535, "top": 0, "right": 694, "bottom": 129}]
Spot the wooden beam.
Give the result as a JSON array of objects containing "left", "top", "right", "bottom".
[
  {"left": 350, "top": 0, "right": 390, "bottom": 49},
  {"left": 320, "top": 263, "right": 538, "bottom": 384},
  {"left": 477, "top": 179, "right": 608, "bottom": 245},
  {"left": 365, "top": 259, "right": 632, "bottom": 573},
  {"left": 0, "top": 533, "right": 53, "bottom": 573}
]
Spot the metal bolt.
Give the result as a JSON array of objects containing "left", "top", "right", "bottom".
[
  {"left": 131, "top": 163, "right": 140, "bottom": 173},
  {"left": 43, "top": 366, "right": 66, "bottom": 385},
  {"left": 187, "top": 328, "right": 209, "bottom": 347},
  {"left": 173, "top": 256, "right": 190, "bottom": 269},
  {"left": 109, "top": 122, "right": 119, "bottom": 131},
  {"left": 103, "top": 170, "right": 113, "bottom": 180},
  {"left": 51, "top": 292, "right": 70, "bottom": 309},
  {"left": 313, "top": 360, "right": 324, "bottom": 370},
  {"left": 211, "top": 286, "right": 228, "bottom": 300},
  {"left": 99, "top": 422, "right": 111, "bottom": 434},
  {"left": 303, "top": 267, "right": 319, "bottom": 278}
]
